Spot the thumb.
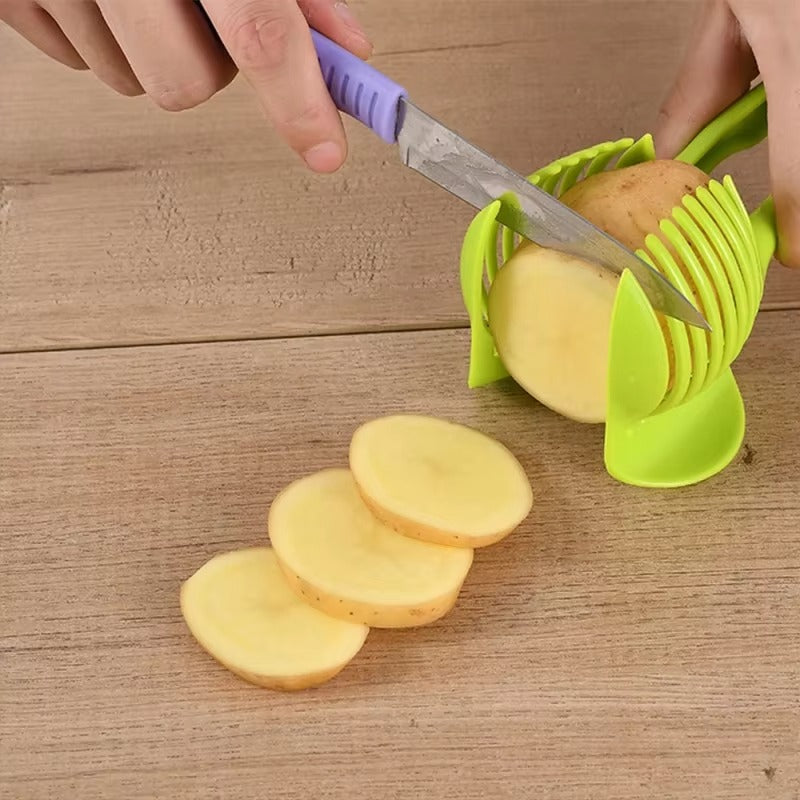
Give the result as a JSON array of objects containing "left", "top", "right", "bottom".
[{"left": 655, "top": 0, "right": 758, "bottom": 159}]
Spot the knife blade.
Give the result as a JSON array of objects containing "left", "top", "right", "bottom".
[
  {"left": 305, "top": 30, "right": 708, "bottom": 330},
  {"left": 395, "top": 99, "right": 708, "bottom": 330},
  {"left": 189, "top": 4, "right": 708, "bottom": 330}
]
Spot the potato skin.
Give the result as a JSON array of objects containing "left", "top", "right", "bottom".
[
  {"left": 268, "top": 468, "right": 474, "bottom": 629},
  {"left": 274, "top": 556, "right": 472, "bottom": 629},
  {"left": 557, "top": 159, "right": 709, "bottom": 252},
  {"left": 356, "top": 485, "right": 516, "bottom": 549},
  {"left": 212, "top": 658, "right": 356, "bottom": 692},
  {"left": 225, "top": 662, "right": 356, "bottom": 692},
  {"left": 560, "top": 159, "right": 712, "bottom": 336}
]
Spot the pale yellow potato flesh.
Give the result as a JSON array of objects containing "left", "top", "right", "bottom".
[
  {"left": 180, "top": 547, "right": 369, "bottom": 691},
  {"left": 516, "top": 160, "right": 712, "bottom": 387},
  {"left": 268, "top": 468, "right": 474, "bottom": 628},
  {"left": 488, "top": 245, "right": 619, "bottom": 423},
  {"left": 349, "top": 414, "right": 532, "bottom": 548}
]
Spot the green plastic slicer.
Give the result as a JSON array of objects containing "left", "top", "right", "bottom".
[{"left": 459, "top": 84, "right": 776, "bottom": 488}]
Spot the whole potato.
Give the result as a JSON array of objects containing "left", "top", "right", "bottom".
[
  {"left": 512, "top": 159, "right": 714, "bottom": 396},
  {"left": 558, "top": 159, "right": 709, "bottom": 252}
]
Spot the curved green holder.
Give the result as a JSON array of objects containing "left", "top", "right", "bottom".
[{"left": 459, "top": 84, "right": 777, "bottom": 488}]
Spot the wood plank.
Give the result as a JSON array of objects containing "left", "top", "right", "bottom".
[
  {"left": 1, "top": 310, "right": 798, "bottom": 799},
  {"left": 3, "top": 1, "right": 797, "bottom": 351}
]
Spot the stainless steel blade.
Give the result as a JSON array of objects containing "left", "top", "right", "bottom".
[{"left": 395, "top": 99, "right": 709, "bottom": 330}]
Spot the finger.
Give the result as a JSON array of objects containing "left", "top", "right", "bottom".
[
  {"left": 655, "top": 0, "right": 758, "bottom": 158},
  {"left": 297, "top": 0, "right": 372, "bottom": 59},
  {"left": 740, "top": 10, "right": 800, "bottom": 268},
  {"left": 39, "top": 0, "right": 143, "bottom": 96},
  {"left": 96, "top": 0, "right": 236, "bottom": 112},
  {"left": 0, "top": 1, "right": 87, "bottom": 69},
  {"left": 201, "top": 0, "right": 347, "bottom": 172}
]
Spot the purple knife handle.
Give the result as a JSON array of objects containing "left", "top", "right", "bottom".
[{"left": 310, "top": 30, "right": 407, "bottom": 143}]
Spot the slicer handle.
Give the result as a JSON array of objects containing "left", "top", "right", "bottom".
[
  {"left": 676, "top": 83, "right": 767, "bottom": 173},
  {"left": 310, "top": 30, "right": 407, "bottom": 143}
]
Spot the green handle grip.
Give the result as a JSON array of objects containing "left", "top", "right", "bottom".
[
  {"left": 677, "top": 82, "right": 777, "bottom": 265},
  {"left": 751, "top": 196, "right": 778, "bottom": 268},
  {"left": 676, "top": 83, "right": 767, "bottom": 174}
]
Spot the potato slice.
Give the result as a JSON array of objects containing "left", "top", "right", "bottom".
[
  {"left": 268, "top": 468, "right": 474, "bottom": 628},
  {"left": 488, "top": 245, "right": 618, "bottom": 423},
  {"left": 180, "top": 547, "right": 368, "bottom": 691},
  {"left": 349, "top": 414, "right": 532, "bottom": 548}
]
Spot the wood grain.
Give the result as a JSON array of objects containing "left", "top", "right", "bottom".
[
  {"left": 2, "top": 2, "right": 799, "bottom": 796},
  {"left": 2, "top": 1, "right": 798, "bottom": 352},
  {"left": 2, "top": 311, "right": 798, "bottom": 799}
]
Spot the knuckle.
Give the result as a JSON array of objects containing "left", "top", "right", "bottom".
[
  {"left": 223, "top": 7, "right": 293, "bottom": 71},
  {"left": 274, "top": 100, "right": 330, "bottom": 139},
  {"left": 660, "top": 81, "right": 690, "bottom": 116}
]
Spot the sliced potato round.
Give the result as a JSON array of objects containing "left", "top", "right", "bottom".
[
  {"left": 488, "top": 245, "right": 619, "bottom": 423},
  {"left": 180, "top": 547, "right": 368, "bottom": 691},
  {"left": 349, "top": 414, "right": 532, "bottom": 548},
  {"left": 268, "top": 468, "right": 473, "bottom": 628}
]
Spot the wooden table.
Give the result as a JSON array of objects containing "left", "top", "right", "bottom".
[{"left": 2, "top": 3, "right": 798, "bottom": 798}]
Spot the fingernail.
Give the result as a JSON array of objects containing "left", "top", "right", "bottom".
[
  {"left": 334, "top": 1, "right": 371, "bottom": 44},
  {"left": 303, "top": 141, "right": 344, "bottom": 173}
]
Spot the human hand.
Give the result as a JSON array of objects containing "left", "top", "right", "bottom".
[
  {"left": 655, "top": 0, "right": 800, "bottom": 268},
  {"left": 0, "top": 1, "right": 373, "bottom": 172}
]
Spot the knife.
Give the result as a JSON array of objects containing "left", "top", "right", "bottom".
[
  {"left": 307, "top": 31, "right": 709, "bottom": 330},
  {"left": 192, "top": 0, "right": 707, "bottom": 331}
]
